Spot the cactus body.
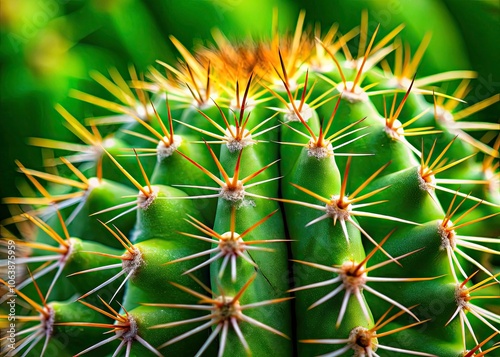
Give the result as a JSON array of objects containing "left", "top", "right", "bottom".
[{"left": 1, "top": 10, "right": 499, "bottom": 357}]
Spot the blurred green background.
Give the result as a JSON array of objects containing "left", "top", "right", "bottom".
[{"left": 1, "top": 0, "right": 499, "bottom": 222}]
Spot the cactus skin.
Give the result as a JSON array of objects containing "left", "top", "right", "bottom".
[{"left": 1, "top": 11, "right": 499, "bottom": 357}]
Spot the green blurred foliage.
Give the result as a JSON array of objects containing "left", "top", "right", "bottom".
[{"left": 0, "top": 0, "right": 498, "bottom": 221}]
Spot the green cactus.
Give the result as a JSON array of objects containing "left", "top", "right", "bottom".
[{"left": 1, "top": 10, "right": 499, "bottom": 357}]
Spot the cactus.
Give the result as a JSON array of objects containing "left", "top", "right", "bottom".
[{"left": 1, "top": 10, "right": 499, "bottom": 357}]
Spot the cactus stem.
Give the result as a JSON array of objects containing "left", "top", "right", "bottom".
[
  {"left": 4, "top": 15, "right": 499, "bottom": 357},
  {"left": 179, "top": 142, "right": 227, "bottom": 186}
]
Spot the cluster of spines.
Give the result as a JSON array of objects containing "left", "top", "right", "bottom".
[{"left": 1, "top": 10, "right": 499, "bottom": 357}]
